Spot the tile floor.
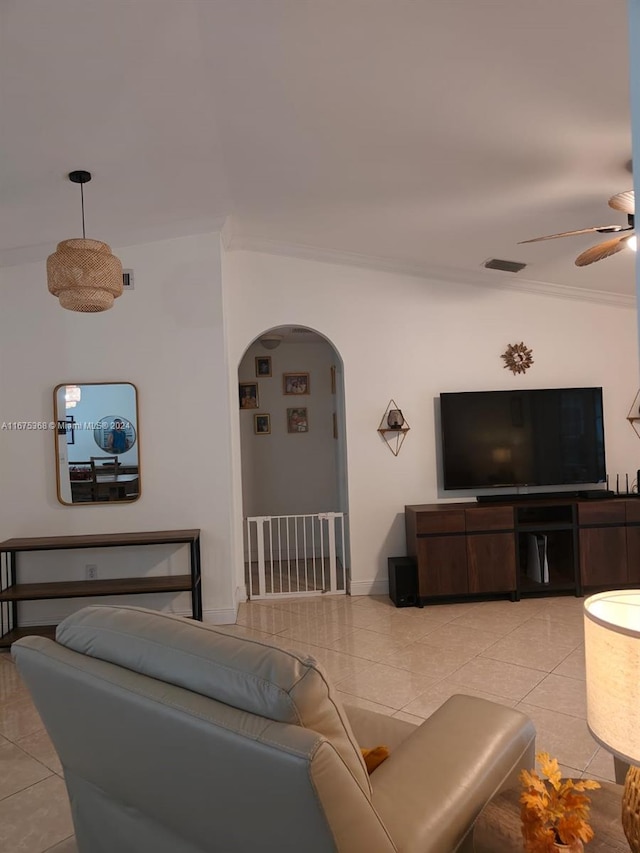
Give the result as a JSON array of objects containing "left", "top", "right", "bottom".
[{"left": 0, "top": 592, "right": 615, "bottom": 852}]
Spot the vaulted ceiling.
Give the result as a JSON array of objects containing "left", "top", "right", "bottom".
[{"left": 1, "top": 0, "right": 635, "bottom": 299}]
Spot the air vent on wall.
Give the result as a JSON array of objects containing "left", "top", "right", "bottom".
[{"left": 483, "top": 258, "right": 527, "bottom": 273}]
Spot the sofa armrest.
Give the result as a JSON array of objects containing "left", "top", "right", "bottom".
[
  {"left": 369, "top": 694, "right": 535, "bottom": 853},
  {"left": 344, "top": 704, "right": 418, "bottom": 752}
]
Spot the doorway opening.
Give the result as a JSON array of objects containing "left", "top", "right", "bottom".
[{"left": 238, "top": 325, "right": 349, "bottom": 599}]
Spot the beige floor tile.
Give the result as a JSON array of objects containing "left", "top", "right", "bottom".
[
  {"left": 377, "top": 640, "right": 475, "bottom": 679},
  {"left": 552, "top": 647, "right": 585, "bottom": 681},
  {"left": 516, "top": 703, "right": 598, "bottom": 771},
  {"left": 351, "top": 595, "right": 396, "bottom": 611},
  {"left": 235, "top": 605, "right": 306, "bottom": 634},
  {"left": 347, "top": 613, "right": 441, "bottom": 644},
  {"left": 257, "top": 595, "right": 350, "bottom": 616},
  {"left": 324, "top": 627, "right": 412, "bottom": 662},
  {"left": 474, "top": 598, "right": 547, "bottom": 617},
  {"left": 322, "top": 606, "right": 392, "bottom": 631},
  {"left": 337, "top": 693, "right": 396, "bottom": 716},
  {"left": 402, "top": 681, "right": 517, "bottom": 719},
  {"left": 584, "top": 747, "right": 616, "bottom": 782},
  {"left": 480, "top": 634, "right": 576, "bottom": 672},
  {"left": 298, "top": 645, "right": 377, "bottom": 683},
  {"left": 335, "top": 663, "right": 437, "bottom": 710},
  {"left": 276, "top": 618, "right": 350, "bottom": 648},
  {"left": 447, "top": 657, "right": 546, "bottom": 701},
  {"left": 0, "top": 774, "right": 74, "bottom": 853},
  {"left": 214, "top": 624, "right": 279, "bottom": 642},
  {"left": 448, "top": 607, "right": 536, "bottom": 635},
  {"left": 0, "top": 660, "right": 32, "bottom": 704},
  {"left": 0, "top": 739, "right": 52, "bottom": 800},
  {"left": 416, "top": 622, "right": 503, "bottom": 654},
  {"left": 507, "top": 614, "right": 584, "bottom": 646},
  {"left": 558, "top": 763, "right": 584, "bottom": 780},
  {"left": 391, "top": 710, "right": 426, "bottom": 725},
  {"left": 45, "top": 838, "right": 77, "bottom": 853},
  {"left": 14, "top": 729, "right": 63, "bottom": 777},
  {"left": 522, "top": 672, "right": 587, "bottom": 718},
  {"left": 0, "top": 695, "right": 45, "bottom": 742}
]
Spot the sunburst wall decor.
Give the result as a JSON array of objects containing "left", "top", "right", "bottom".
[{"left": 501, "top": 341, "right": 533, "bottom": 375}]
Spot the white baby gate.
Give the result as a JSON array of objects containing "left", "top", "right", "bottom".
[{"left": 244, "top": 512, "right": 348, "bottom": 599}]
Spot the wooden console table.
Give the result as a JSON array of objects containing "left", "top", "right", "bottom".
[
  {"left": 0, "top": 529, "right": 202, "bottom": 647},
  {"left": 473, "top": 780, "right": 627, "bottom": 852}
]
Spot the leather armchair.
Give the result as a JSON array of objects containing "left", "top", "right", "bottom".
[{"left": 12, "top": 605, "right": 535, "bottom": 852}]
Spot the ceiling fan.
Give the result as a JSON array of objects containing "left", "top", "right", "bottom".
[{"left": 519, "top": 190, "right": 636, "bottom": 266}]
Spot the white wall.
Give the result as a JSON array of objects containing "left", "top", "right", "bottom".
[
  {"left": 223, "top": 248, "right": 640, "bottom": 594},
  {"left": 2, "top": 235, "right": 639, "bottom": 616},
  {"left": 0, "top": 233, "right": 238, "bottom": 624},
  {"left": 239, "top": 339, "right": 339, "bottom": 517}
]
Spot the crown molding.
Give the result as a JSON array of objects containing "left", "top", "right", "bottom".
[
  {"left": 225, "top": 234, "right": 636, "bottom": 309},
  {"left": 0, "top": 217, "right": 227, "bottom": 269}
]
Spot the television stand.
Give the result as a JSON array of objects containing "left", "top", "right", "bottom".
[{"left": 405, "top": 496, "right": 640, "bottom": 603}]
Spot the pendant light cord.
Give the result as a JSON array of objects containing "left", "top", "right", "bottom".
[{"left": 80, "top": 183, "right": 86, "bottom": 238}]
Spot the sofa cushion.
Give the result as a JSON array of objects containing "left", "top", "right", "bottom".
[{"left": 56, "top": 605, "right": 371, "bottom": 796}]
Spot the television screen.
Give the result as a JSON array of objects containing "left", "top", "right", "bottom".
[{"left": 440, "top": 388, "right": 606, "bottom": 491}]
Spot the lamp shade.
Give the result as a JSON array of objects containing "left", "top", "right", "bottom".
[
  {"left": 584, "top": 590, "right": 640, "bottom": 765},
  {"left": 47, "top": 239, "right": 123, "bottom": 313}
]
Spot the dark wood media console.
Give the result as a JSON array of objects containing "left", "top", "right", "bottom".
[{"left": 405, "top": 497, "right": 640, "bottom": 602}]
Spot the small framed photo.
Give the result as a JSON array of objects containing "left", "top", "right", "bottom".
[
  {"left": 239, "top": 382, "right": 259, "bottom": 409},
  {"left": 255, "top": 356, "right": 272, "bottom": 378},
  {"left": 254, "top": 413, "right": 271, "bottom": 434},
  {"left": 287, "top": 407, "right": 309, "bottom": 433},
  {"left": 283, "top": 372, "right": 310, "bottom": 395}
]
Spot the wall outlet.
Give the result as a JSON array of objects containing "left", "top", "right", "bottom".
[{"left": 85, "top": 564, "right": 98, "bottom": 580}]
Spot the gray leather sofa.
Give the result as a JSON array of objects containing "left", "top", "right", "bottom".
[{"left": 12, "top": 605, "right": 535, "bottom": 853}]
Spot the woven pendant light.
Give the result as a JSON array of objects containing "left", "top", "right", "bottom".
[{"left": 46, "top": 171, "right": 123, "bottom": 313}]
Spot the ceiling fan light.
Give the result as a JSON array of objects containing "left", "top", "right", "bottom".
[{"left": 260, "top": 335, "right": 283, "bottom": 350}]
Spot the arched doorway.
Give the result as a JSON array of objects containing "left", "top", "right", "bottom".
[{"left": 237, "top": 325, "right": 349, "bottom": 598}]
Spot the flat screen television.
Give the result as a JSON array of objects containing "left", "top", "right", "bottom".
[{"left": 440, "top": 387, "right": 606, "bottom": 492}]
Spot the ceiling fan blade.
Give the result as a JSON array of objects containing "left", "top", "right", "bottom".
[
  {"left": 574, "top": 234, "right": 633, "bottom": 267},
  {"left": 608, "top": 190, "right": 635, "bottom": 214},
  {"left": 518, "top": 225, "right": 625, "bottom": 244}
]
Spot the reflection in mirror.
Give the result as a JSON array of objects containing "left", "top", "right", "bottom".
[{"left": 54, "top": 382, "right": 141, "bottom": 505}]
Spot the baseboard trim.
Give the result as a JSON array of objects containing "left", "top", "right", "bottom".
[
  {"left": 349, "top": 579, "right": 389, "bottom": 597},
  {"left": 203, "top": 607, "right": 238, "bottom": 625}
]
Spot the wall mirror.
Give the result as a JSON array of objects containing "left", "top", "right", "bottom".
[{"left": 54, "top": 382, "right": 141, "bottom": 505}]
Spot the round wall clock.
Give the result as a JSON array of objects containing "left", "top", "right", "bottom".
[{"left": 501, "top": 342, "right": 533, "bottom": 375}]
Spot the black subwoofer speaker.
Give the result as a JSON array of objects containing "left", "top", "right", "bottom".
[{"left": 388, "top": 556, "right": 418, "bottom": 607}]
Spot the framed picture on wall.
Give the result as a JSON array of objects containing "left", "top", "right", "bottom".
[
  {"left": 255, "top": 356, "right": 272, "bottom": 378},
  {"left": 254, "top": 413, "right": 271, "bottom": 434},
  {"left": 287, "top": 407, "right": 309, "bottom": 433},
  {"left": 239, "top": 382, "right": 259, "bottom": 409},
  {"left": 283, "top": 372, "right": 310, "bottom": 395}
]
